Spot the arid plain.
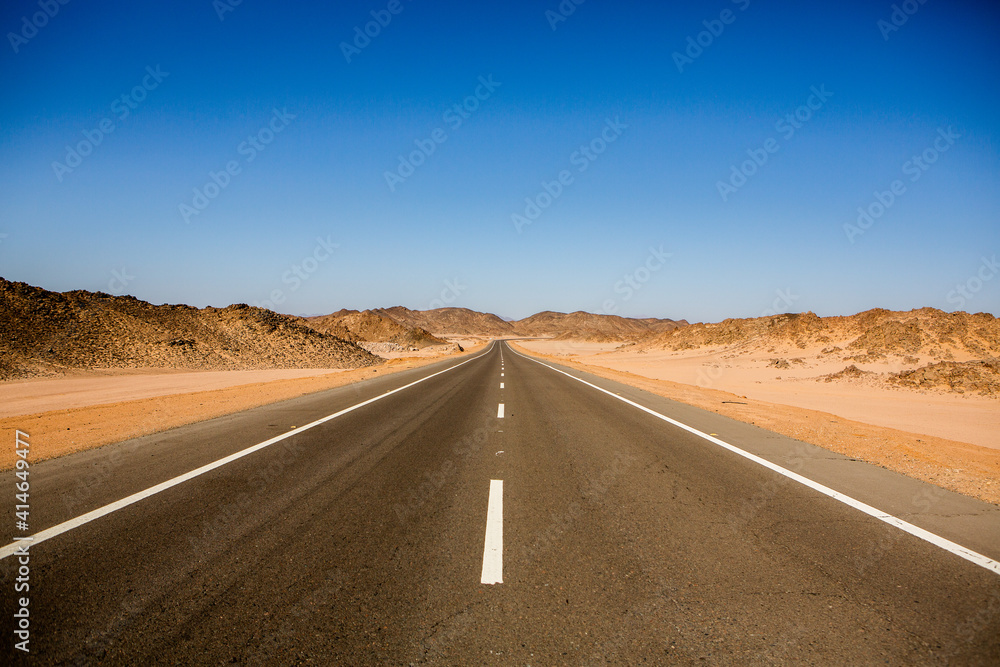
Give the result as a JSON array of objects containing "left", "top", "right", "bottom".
[{"left": 2, "top": 278, "right": 997, "bottom": 502}]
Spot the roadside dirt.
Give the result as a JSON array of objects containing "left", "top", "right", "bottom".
[{"left": 0, "top": 346, "right": 484, "bottom": 471}]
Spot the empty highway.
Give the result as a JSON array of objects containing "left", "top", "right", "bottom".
[{"left": 2, "top": 341, "right": 999, "bottom": 664}]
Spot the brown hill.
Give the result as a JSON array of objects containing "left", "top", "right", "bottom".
[
  {"left": 373, "top": 306, "right": 686, "bottom": 341},
  {"left": 513, "top": 310, "right": 686, "bottom": 341},
  {"left": 377, "top": 306, "right": 518, "bottom": 337},
  {"left": 639, "top": 308, "right": 1000, "bottom": 396},
  {"left": 0, "top": 279, "right": 379, "bottom": 381},
  {"left": 304, "top": 310, "right": 446, "bottom": 349},
  {"left": 644, "top": 308, "right": 999, "bottom": 361},
  {"left": 637, "top": 317, "right": 689, "bottom": 334},
  {"left": 890, "top": 359, "right": 1000, "bottom": 396}
]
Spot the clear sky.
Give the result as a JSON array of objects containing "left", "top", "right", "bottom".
[{"left": 1, "top": 0, "right": 998, "bottom": 322}]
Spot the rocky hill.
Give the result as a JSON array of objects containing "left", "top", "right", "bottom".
[
  {"left": 0, "top": 279, "right": 379, "bottom": 381},
  {"left": 371, "top": 306, "right": 686, "bottom": 341},
  {"left": 377, "top": 306, "right": 519, "bottom": 337},
  {"left": 889, "top": 359, "right": 1000, "bottom": 396},
  {"left": 644, "top": 308, "right": 999, "bottom": 361},
  {"left": 640, "top": 308, "right": 1000, "bottom": 396},
  {"left": 514, "top": 311, "right": 686, "bottom": 341},
  {"left": 303, "top": 310, "right": 446, "bottom": 349}
]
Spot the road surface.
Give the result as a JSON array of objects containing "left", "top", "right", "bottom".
[{"left": 2, "top": 341, "right": 999, "bottom": 664}]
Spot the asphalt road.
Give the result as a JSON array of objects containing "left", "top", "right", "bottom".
[{"left": 2, "top": 340, "right": 999, "bottom": 665}]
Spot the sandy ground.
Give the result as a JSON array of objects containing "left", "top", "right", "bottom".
[
  {"left": 517, "top": 340, "right": 1000, "bottom": 451},
  {"left": 0, "top": 368, "right": 350, "bottom": 419},
  {"left": 0, "top": 344, "right": 485, "bottom": 471},
  {"left": 511, "top": 341, "right": 1000, "bottom": 506}
]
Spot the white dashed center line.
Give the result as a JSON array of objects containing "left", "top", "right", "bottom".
[
  {"left": 481, "top": 479, "right": 503, "bottom": 585},
  {"left": 500, "top": 382, "right": 504, "bottom": 389},
  {"left": 497, "top": 403, "right": 505, "bottom": 418}
]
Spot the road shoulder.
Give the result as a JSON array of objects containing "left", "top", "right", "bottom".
[{"left": 0, "top": 345, "right": 487, "bottom": 470}]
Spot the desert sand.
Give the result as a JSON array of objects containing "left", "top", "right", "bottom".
[{"left": 0, "top": 368, "right": 350, "bottom": 419}]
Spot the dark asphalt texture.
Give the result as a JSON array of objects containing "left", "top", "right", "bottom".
[{"left": 2, "top": 340, "right": 999, "bottom": 665}]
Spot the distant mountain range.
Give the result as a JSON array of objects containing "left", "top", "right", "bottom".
[
  {"left": 6, "top": 277, "right": 994, "bottom": 395},
  {"left": 305, "top": 309, "right": 447, "bottom": 349},
  {"left": 513, "top": 310, "right": 685, "bottom": 340},
  {"left": 0, "top": 277, "right": 687, "bottom": 380},
  {"left": 0, "top": 278, "right": 378, "bottom": 380},
  {"left": 375, "top": 305, "right": 687, "bottom": 340},
  {"left": 375, "top": 306, "right": 518, "bottom": 337},
  {"left": 642, "top": 308, "right": 1000, "bottom": 361}
]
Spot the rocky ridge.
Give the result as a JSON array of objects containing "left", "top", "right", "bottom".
[{"left": 0, "top": 279, "right": 379, "bottom": 380}]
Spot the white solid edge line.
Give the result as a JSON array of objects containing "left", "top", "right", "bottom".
[
  {"left": 481, "top": 479, "right": 503, "bottom": 584},
  {"left": 0, "top": 341, "right": 500, "bottom": 560},
  {"left": 506, "top": 343, "right": 1000, "bottom": 577},
  {"left": 497, "top": 403, "right": 505, "bottom": 418}
]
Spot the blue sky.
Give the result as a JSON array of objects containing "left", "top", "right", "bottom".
[{"left": 1, "top": 0, "right": 997, "bottom": 322}]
